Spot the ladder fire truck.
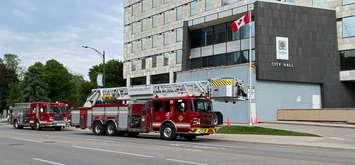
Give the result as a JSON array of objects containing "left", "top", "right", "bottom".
[
  {"left": 10, "top": 102, "right": 71, "bottom": 131},
  {"left": 72, "top": 79, "right": 244, "bottom": 140}
]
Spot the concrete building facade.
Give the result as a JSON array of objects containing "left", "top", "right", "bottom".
[{"left": 123, "top": 0, "right": 355, "bottom": 122}]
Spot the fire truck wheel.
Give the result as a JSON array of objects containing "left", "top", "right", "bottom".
[
  {"left": 105, "top": 122, "right": 117, "bottom": 136},
  {"left": 35, "top": 121, "right": 42, "bottom": 131},
  {"left": 160, "top": 123, "right": 177, "bottom": 140},
  {"left": 13, "top": 120, "right": 22, "bottom": 129},
  {"left": 93, "top": 122, "right": 105, "bottom": 135}
]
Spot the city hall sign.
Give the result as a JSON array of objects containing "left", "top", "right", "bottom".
[{"left": 271, "top": 36, "right": 294, "bottom": 68}]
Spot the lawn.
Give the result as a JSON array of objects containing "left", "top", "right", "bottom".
[{"left": 217, "top": 126, "right": 320, "bottom": 137}]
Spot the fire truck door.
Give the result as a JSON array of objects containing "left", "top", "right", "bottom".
[{"left": 152, "top": 100, "right": 172, "bottom": 129}]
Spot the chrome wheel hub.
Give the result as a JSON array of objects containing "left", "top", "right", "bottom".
[{"left": 163, "top": 127, "right": 172, "bottom": 137}]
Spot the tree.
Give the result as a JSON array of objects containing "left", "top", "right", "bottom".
[
  {"left": 89, "top": 60, "right": 125, "bottom": 88},
  {"left": 0, "top": 63, "right": 17, "bottom": 115},
  {"left": 22, "top": 62, "right": 49, "bottom": 102},
  {"left": 43, "top": 59, "right": 74, "bottom": 102},
  {"left": 3, "top": 54, "right": 21, "bottom": 75}
]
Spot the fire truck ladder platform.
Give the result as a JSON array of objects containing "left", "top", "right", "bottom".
[{"left": 83, "top": 81, "right": 210, "bottom": 108}]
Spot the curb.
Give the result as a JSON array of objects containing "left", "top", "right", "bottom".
[{"left": 263, "top": 121, "right": 355, "bottom": 129}]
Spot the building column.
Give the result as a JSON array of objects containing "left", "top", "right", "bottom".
[
  {"left": 146, "top": 74, "right": 151, "bottom": 85},
  {"left": 126, "top": 75, "right": 131, "bottom": 87},
  {"left": 169, "top": 71, "right": 174, "bottom": 84}
]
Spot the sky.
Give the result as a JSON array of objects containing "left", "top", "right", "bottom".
[{"left": 0, "top": 0, "right": 123, "bottom": 79}]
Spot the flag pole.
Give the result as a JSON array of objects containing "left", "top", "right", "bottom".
[{"left": 248, "top": 9, "right": 253, "bottom": 126}]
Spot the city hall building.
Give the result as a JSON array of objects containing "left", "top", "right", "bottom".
[{"left": 123, "top": 0, "right": 355, "bottom": 122}]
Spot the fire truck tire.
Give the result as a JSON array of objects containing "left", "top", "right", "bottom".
[
  {"left": 160, "top": 123, "right": 177, "bottom": 140},
  {"left": 13, "top": 120, "right": 23, "bottom": 129},
  {"left": 35, "top": 121, "right": 42, "bottom": 130},
  {"left": 127, "top": 132, "right": 139, "bottom": 137},
  {"left": 117, "top": 131, "right": 126, "bottom": 136},
  {"left": 105, "top": 122, "right": 117, "bottom": 136},
  {"left": 93, "top": 122, "right": 105, "bottom": 135}
]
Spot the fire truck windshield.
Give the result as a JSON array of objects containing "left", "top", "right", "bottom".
[
  {"left": 47, "top": 106, "right": 64, "bottom": 113},
  {"left": 193, "top": 99, "right": 212, "bottom": 112}
]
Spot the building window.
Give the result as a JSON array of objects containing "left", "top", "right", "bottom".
[
  {"left": 340, "top": 49, "right": 355, "bottom": 71},
  {"left": 343, "top": 16, "right": 355, "bottom": 38},
  {"left": 202, "top": 27, "right": 213, "bottom": 46},
  {"left": 131, "top": 61, "right": 137, "bottom": 71},
  {"left": 142, "top": 17, "right": 151, "bottom": 31},
  {"left": 214, "top": 24, "right": 226, "bottom": 44},
  {"left": 205, "top": 0, "right": 215, "bottom": 11},
  {"left": 343, "top": 0, "right": 355, "bottom": 5},
  {"left": 152, "top": 56, "right": 157, "bottom": 68},
  {"left": 176, "top": 50, "right": 182, "bottom": 64},
  {"left": 152, "top": 34, "right": 161, "bottom": 48},
  {"left": 176, "top": 28, "right": 183, "bottom": 42},
  {"left": 163, "top": 53, "right": 169, "bottom": 66},
  {"left": 176, "top": 6, "right": 183, "bottom": 20},
  {"left": 222, "top": 0, "right": 238, "bottom": 6},
  {"left": 191, "top": 29, "right": 203, "bottom": 48},
  {"left": 190, "top": 0, "right": 197, "bottom": 16},
  {"left": 164, "top": 9, "right": 175, "bottom": 24},
  {"left": 152, "top": 0, "right": 160, "bottom": 8},
  {"left": 227, "top": 23, "right": 241, "bottom": 41},
  {"left": 142, "top": 0, "right": 151, "bottom": 12},
  {"left": 152, "top": 14, "right": 159, "bottom": 28},
  {"left": 141, "top": 58, "right": 146, "bottom": 70},
  {"left": 142, "top": 37, "right": 152, "bottom": 50},
  {"left": 240, "top": 22, "right": 255, "bottom": 39}
]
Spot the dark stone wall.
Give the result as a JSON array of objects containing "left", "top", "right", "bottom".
[{"left": 255, "top": 1, "right": 355, "bottom": 107}]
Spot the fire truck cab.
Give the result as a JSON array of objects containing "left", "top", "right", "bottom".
[{"left": 10, "top": 102, "right": 71, "bottom": 131}]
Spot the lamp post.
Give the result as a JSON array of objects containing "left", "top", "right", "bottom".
[{"left": 81, "top": 45, "right": 106, "bottom": 87}]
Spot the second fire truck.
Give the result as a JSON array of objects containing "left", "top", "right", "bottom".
[{"left": 10, "top": 102, "right": 71, "bottom": 131}]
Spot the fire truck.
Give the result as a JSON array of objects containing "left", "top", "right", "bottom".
[
  {"left": 72, "top": 80, "right": 245, "bottom": 140},
  {"left": 10, "top": 102, "right": 71, "bottom": 131}
]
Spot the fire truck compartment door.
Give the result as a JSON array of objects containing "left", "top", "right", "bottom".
[{"left": 118, "top": 107, "right": 128, "bottom": 129}]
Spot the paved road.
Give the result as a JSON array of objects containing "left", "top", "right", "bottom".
[{"left": 0, "top": 124, "right": 355, "bottom": 165}]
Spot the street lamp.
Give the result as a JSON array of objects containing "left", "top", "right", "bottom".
[{"left": 81, "top": 45, "right": 106, "bottom": 87}]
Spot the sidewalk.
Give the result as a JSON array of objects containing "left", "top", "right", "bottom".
[
  {"left": 203, "top": 133, "right": 355, "bottom": 150},
  {"left": 265, "top": 121, "right": 355, "bottom": 129}
]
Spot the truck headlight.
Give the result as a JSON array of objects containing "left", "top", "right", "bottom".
[{"left": 192, "top": 118, "right": 200, "bottom": 126}]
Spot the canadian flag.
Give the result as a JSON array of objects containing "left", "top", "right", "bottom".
[{"left": 231, "top": 12, "right": 251, "bottom": 32}]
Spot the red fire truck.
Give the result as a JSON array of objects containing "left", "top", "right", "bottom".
[
  {"left": 10, "top": 102, "right": 71, "bottom": 131},
  {"left": 72, "top": 80, "right": 244, "bottom": 140}
]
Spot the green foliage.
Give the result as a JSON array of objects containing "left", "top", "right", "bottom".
[
  {"left": 3, "top": 54, "right": 21, "bottom": 75},
  {"left": 0, "top": 63, "right": 17, "bottom": 114},
  {"left": 43, "top": 59, "right": 74, "bottom": 102},
  {"left": 8, "top": 81, "right": 23, "bottom": 105},
  {"left": 89, "top": 60, "right": 125, "bottom": 87},
  {"left": 217, "top": 126, "right": 319, "bottom": 137},
  {"left": 22, "top": 62, "right": 49, "bottom": 102}
]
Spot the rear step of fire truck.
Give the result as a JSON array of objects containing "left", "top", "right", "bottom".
[{"left": 83, "top": 81, "right": 211, "bottom": 108}]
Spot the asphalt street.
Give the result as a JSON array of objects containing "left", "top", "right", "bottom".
[{"left": 0, "top": 123, "right": 355, "bottom": 165}]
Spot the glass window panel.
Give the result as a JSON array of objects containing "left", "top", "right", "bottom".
[
  {"left": 142, "top": 18, "right": 151, "bottom": 31},
  {"left": 142, "top": 58, "right": 146, "bottom": 70},
  {"left": 164, "top": 9, "right": 175, "bottom": 24},
  {"left": 176, "top": 28, "right": 183, "bottom": 42},
  {"left": 176, "top": 6, "right": 183, "bottom": 20},
  {"left": 142, "top": 0, "right": 151, "bottom": 12},
  {"left": 163, "top": 53, "right": 169, "bottom": 66},
  {"left": 340, "top": 49, "right": 355, "bottom": 71},
  {"left": 222, "top": 0, "right": 239, "bottom": 6},
  {"left": 176, "top": 50, "right": 182, "bottom": 64},
  {"left": 227, "top": 22, "right": 241, "bottom": 41},
  {"left": 205, "top": 0, "right": 215, "bottom": 11},
  {"left": 190, "top": 0, "right": 197, "bottom": 16},
  {"left": 152, "top": 56, "right": 157, "bottom": 68},
  {"left": 202, "top": 27, "right": 213, "bottom": 46},
  {"left": 343, "top": 16, "right": 355, "bottom": 38},
  {"left": 152, "top": 0, "right": 160, "bottom": 8},
  {"left": 191, "top": 30, "right": 203, "bottom": 48},
  {"left": 214, "top": 24, "right": 226, "bottom": 44}
]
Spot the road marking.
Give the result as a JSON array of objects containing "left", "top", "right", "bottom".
[
  {"left": 32, "top": 158, "right": 65, "bottom": 165},
  {"left": 166, "top": 158, "right": 208, "bottom": 165},
  {"left": 10, "top": 137, "right": 42, "bottom": 143},
  {"left": 329, "top": 137, "right": 346, "bottom": 141},
  {"left": 72, "top": 145, "right": 155, "bottom": 158}
]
